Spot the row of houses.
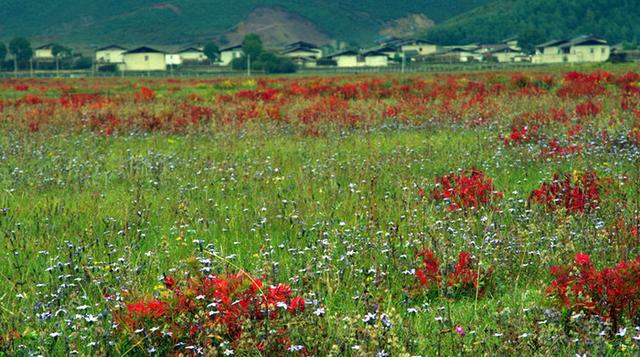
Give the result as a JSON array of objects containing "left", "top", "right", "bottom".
[
  {"left": 31, "top": 34, "right": 612, "bottom": 72},
  {"left": 244, "top": 36, "right": 610, "bottom": 69}
]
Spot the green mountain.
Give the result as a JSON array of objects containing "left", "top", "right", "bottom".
[
  {"left": 0, "top": 0, "right": 488, "bottom": 46},
  {"left": 424, "top": 0, "right": 640, "bottom": 49}
]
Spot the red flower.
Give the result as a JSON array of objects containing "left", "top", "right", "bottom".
[{"left": 431, "top": 169, "right": 501, "bottom": 211}]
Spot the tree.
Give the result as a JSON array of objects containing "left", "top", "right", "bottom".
[
  {"left": 51, "top": 43, "right": 72, "bottom": 58},
  {"left": 9, "top": 37, "right": 33, "bottom": 63},
  {"left": 242, "top": 34, "right": 263, "bottom": 59},
  {"left": 518, "top": 24, "right": 544, "bottom": 54},
  {"left": 0, "top": 42, "right": 6, "bottom": 69},
  {"left": 203, "top": 42, "right": 219, "bottom": 62}
]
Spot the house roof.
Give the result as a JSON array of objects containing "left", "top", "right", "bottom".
[
  {"left": 35, "top": 43, "right": 55, "bottom": 50},
  {"left": 123, "top": 46, "right": 165, "bottom": 54},
  {"left": 362, "top": 49, "right": 388, "bottom": 57},
  {"left": 220, "top": 44, "right": 243, "bottom": 52},
  {"left": 441, "top": 47, "right": 476, "bottom": 54},
  {"left": 327, "top": 50, "right": 359, "bottom": 58},
  {"left": 281, "top": 46, "right": 320, "bottom": 55},
  {"left": 284, "top": 41, "right": 319, "bottom": 50},
  {"left": 480, "top": 44, "right": 509, "bottom": 51},
  {"left": 177, "top": 47, "right": 203, "bottom": 54},
  {"left": 96, "top": 44, "right": 127, "bottom": 51},
  {"left": 536, "top": 39, "right": 569, "bottom": 48},
  {"left": 561, "top": 35, "right": 608, "bottom": 48},
  {"left": 399, "top": 39, "right": 435, "bottom": 46},
  {"left": 488, "top": 47, "right": 522, "bottom": 54}
]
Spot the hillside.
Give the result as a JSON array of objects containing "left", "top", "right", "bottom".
[
  {"left": 424, "top": 0, "right": 640, "bottom": 49},
  {"left": 0, "top": 0, "right": 488, "bottom": 46}
]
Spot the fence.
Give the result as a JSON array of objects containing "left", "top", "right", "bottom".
[{"left": 0, "top": 62, "right": 555, "bottom": 79}]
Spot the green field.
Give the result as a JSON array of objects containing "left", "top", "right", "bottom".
[{"left": 0, "top": 71, "right": 639, "bottom": 355}]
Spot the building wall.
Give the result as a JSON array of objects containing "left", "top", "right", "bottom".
[
  {"left": 283, "top": 49, "right": 322, "bottom": 59},
  {"left": 541, "top": 46, "right": 562, "bottom": 55},
  {"left": 96, "top": 50, "right": 125, "bottom": 63},
  {"left": 220, "top": 50, "right": 243, "bottom": 66},
  {"left": 570, "top": 45, "right": 610, "bottom": 62},
  {"left": 494, "top": 52, "right": 522, "bottom": 63},
  {"left": 123, "top": 52, "right": 166, "bottom": 71},
  {"left": 364, "top": 56, "right": 388, "bottom": 67},
  {"left": 180, "top": 52, "right": 206, "bottom": 61},
  {"left": 35, "top": 48, "right": 53, "bottom": 59},
  {"left": 533, "top": 45, "right": 610, "bottom": 64},
  {"left": 335, "top": 55, "right": 360, "bottom": 67},
  {"left": 401, "top": 44, "right": 437, "bottom": 56},
  {"left": 165, "top": 54, "right": 182, "bottom": 66}
]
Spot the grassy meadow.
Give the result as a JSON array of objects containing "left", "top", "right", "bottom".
[{"left": 0, "top": 70, "right": 639, "bottom": 355}]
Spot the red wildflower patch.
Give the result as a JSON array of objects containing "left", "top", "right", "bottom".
[
  {"left": 547, "top": 253, "right": 640, "bottom": 334},
  {"left": 501, "top": 124, "right": 540, "bottom": 146},
  {"left": 431, "top": 169, "right": 502, "bottom": 211},
  {"left": 574, "top": 101, "right": 602, "bottom": 118},
  {"left": 416, "top": 249, "right": 493, "bottom": 297},
  {"left": 134, "top": 86, "right": 156, "bottom": 101},
  {"left": 539, "top": 138, "right": 583, "bottom": 158},
  {"left": 114, "top": 272, "right": 308, "bottom": 354},
  {"left": 529, "top": 171, "right": 602, "bottom": 213}
]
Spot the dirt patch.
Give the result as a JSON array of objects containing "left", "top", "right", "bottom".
[
  {"left": 151, "top": 3, "right": 182, "bottom": 16},
  {"left": 379, "top": 14, "right": 434, "bottom": 38},
  {"left": 220, "top": 6, "right": 332, "bottom": 47}
]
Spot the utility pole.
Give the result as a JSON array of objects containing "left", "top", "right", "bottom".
[
  {"left": 55, "top": 56, "right": 60, "bottom": 77},
  {"left": 14, "top": 56, "right": 17, "bottom": 79},
  {"left": 247, "top": 54, "right": 251, "bottom": 77},
  {"left": 401, "top": 53, "right": 406, "bottom": 74},
  {"left": 30, "top": 59, "right": 33, "bottom": 77}
]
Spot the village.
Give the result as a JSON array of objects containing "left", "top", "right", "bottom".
[{"left": 5, "top": 34, "right": 629, "bottom": 75}]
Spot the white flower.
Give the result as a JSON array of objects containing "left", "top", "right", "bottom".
[
  {"left": 223, "top": 349, "right": 234, "bottom": 356},
  {"left": 313, "top": 307, "right": 325, "bottom": 316},
  {"left": 616, "top": 328, "right": 627, "bottom": 337}
]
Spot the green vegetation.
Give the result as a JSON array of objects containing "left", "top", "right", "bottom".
[
  {"left": 232, "top": 34, "right": 297, "bottom": 73},
  {"left": 0, "top": 0, "right": 488, "bottom": 45},
  {"left": 203, "top": 42, "right": 219, "bottom": 62},
  {"left": 425, "top": 0, "right": 640, "bottom": 47},
  {"left": 8, "top": 37, "right": 33, "bottom": 68}
]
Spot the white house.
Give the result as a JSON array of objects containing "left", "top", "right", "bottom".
[
  {"left": 427, "top": 47, "right": 483, "bottom": 63},
  {"left": 95, "top": 45, "right": 127, "bottom": 64},
  {"left": 328, "top": 50, "right": 360, "bottom": 67},
  {"left": 486, "top": 46, "right": 528, "bottom": 63},
  {"left": 219, "top": 45, "right": 243, "bottom": 66},
  {"left": 281, "top": 41, "right": 322, "bottom": 60},
  {"left": 399, "top": 39, "right": 438, "bottom": 56},
  {"left": 532, "top": 36, "right": 610, "bottom": 64},
  {"left": 165, "top": 53, "right": 182, "bottom": 66},
  {"left": 362, "top": 50, "right": 389, "bottom": 67},
  {"left": 376, "top": 45, "right": 399, "bottom": 59},
  {"left": 34, "top": 44, "right": 55, "bottom": 59},
  {"left": 178, "top": 47, "right": 207, "bottom": 63},
  {"left": 122, "top": 46, "right": 166, "bottom": 71}
]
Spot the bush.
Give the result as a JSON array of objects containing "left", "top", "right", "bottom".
[
  {"left": 113, "top": 271, "right": 309, "bottom": 354},
  {"left": 415, "top": 249, "right": 494, "bottom": 298},
  {"left": 316, "top": 58, "right": 337, "bottom": 66},
  {"left": 547, "top": 253, "right": 640, "bottom": 335},
  {"left": 97, "top": 63, "right": 119, "bottom": 73},
  {"left": 73, "top": 56, "right": 93, "bottom": 70},
  {"left": 231, "top": 53, "right": 297, "bottom": 74}
]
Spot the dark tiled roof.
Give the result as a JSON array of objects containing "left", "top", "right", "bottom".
[
  {"left": 96, "top": 44, "right": 127, "bottom": 51},
  {"left": 177, "top": 47, "right": 203, "bottom": 53},
  {"left": 327, "top": 50, "right": 359, "bottom": 58},
  {"left": 284, "top": 41, "right": 319, "bottom": 50},
  {"left": 220, "top": 44, "right": 243, "bottom": 51},
  {"left": 123, "top": 46, "right": 165, "bottom": 54}
]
